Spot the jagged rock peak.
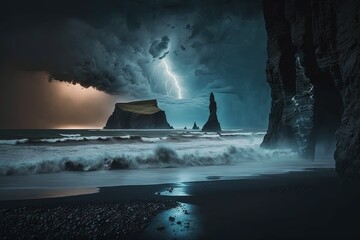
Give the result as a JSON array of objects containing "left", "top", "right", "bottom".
[
  {"left": 209, "top": 92, "right": 216, "bottom": 115},
  {"left": 192, "top": 122, "right": 199, "bottom": 130},
  {"left": 202, "top": 92, "right": 221, "bottom": 132}
]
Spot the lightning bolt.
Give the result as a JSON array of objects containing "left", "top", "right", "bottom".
[{"left": 163, "top": 59, "right": 182, "bottom": 99}]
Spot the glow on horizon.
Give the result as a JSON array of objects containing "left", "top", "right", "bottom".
[{"left": 163, "top": 59, "right": 182, "bottom": 99}]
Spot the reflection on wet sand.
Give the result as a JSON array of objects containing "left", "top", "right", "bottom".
[
  {"left": 143, "top": 203, "right": 201, "bottom": 240},
  {"left": 156, "top": 183, "right": 190, "bottom": 197}
]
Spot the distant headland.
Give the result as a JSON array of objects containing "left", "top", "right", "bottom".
[{"left": 104, "top": 99, "right": 172, "bottom": 129}]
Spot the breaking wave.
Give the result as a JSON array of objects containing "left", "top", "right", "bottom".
[
  {"left": 0, "top": 139, "right": 28, "bottom": 145},
  {"left": 0, "top": 135, "right": 170, "bottom": 145},
  {"left": 0, "top": 145, "right": 296, "bottom": 176},
  {"left": 0, "top": 134, "right": 232, "bottom": 145},
  {"left": 59, "top": 134, "right": 81, "bottom": 137}
]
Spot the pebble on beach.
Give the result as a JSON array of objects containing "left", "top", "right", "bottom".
[{"left": 0, "top": 200, "right": 177, "bottom": 239}]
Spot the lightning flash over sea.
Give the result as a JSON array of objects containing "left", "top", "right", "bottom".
[
  {"left": 163, "top": 59, "right": 182, "bottom": 99},
  {"left": 150, "top": 58, "right": 182, "bottom": 99}
]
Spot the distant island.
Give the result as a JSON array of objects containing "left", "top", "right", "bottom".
[{"left": 104, "top": 99, "right": 172, "bottom": 129}]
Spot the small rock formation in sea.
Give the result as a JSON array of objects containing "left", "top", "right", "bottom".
[
  {"left": 104, "top": 99, "right": 172, "bottom": 129},
  {"left": 184, "top": 126, "right": 187, "bottom": 130},
  {"left": 192, "top": 122, "right": 199, "bottom": 130},
  {"left": 202, "top": 92, "right": 221, "bottom": 132}
]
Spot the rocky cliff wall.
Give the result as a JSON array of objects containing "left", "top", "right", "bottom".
[{"left": 261, "top": 0, "right": 360, "bottom": 178}]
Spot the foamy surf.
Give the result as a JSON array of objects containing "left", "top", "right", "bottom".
[
  {"left": 0, "top": 130, "right": 296, "bottom": 176},
  {"left": 0, "top": 129, "right": 335, "bottom": 189},
  {"left": 0, "top": 139, "right": 28, "bottom": 145}
]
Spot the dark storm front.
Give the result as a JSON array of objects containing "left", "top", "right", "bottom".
[{"left": 0, "top": 0, "right": 270, "bottom": 130}]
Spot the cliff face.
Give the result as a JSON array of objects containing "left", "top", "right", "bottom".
[
  {"left": 202, "top": 92, "right": 222, "bottom": 132},
  {"left": 104, "top": 100, "right": 172, "bottom": 129},
  {"left": 262, "top": 0, "right": 360, "bottom": 177}
]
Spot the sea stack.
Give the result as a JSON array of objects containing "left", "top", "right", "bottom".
[
  {"left": 104, "top": 99, "right": 172, "bottom": 129},
  {"left": 202, "top": 92, "right": 221, "bottom": 132},
  {"left": 192, "top": 122, "right": 199, "bottom": 130}
]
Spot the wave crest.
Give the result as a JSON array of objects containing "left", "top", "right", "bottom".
[{"left": 0, "top": 145, "right": 243, "bottom": 175}]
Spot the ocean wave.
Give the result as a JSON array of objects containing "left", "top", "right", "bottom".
[
  {"left": 0, "top": 139, "right": 28, "bottom": 145},
  {"left": 140, "top": 137, "right": 163, "bottom": 142},
  {"left": 32, "top": 135, "right": 162, "bottom": 144},
  {"left": 37, "top": 136, "right": 120, "bottom": 143},
  {"left": 199, "top": 134, "right": 222, "bottom": 138},
  {"left": 220, "top": 132, "right": 252, "bottom": 136},
  {"left": 0, "top": 135, "right": 134, "bottom": 145},
  {"left": 255, "top": 132, "right": 267, "bottom": 135},
  {"left": 1, "top": 133, "right": 235, "bottom": 145},
  {"left": 0, "top": 145, "right": 297, "bottom": 176},
  {"left": 59, "top": 134, "right": 81, "bottom": 137}
]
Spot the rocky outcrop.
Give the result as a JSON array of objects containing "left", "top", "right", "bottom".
[
  {"left": 202, "top": 92, "right": 222, "bottom": 132},
  {"left": 104, "top": 99, "right": 172, "bottom": 129},
  {"left": 192, "top": 122, "right": 200, "bottom": 130},
  {"left": 261, "top": 0, "right": 360, "bottom": 178}
]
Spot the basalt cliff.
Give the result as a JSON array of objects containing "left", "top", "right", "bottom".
[
  {"left": 261, "top": 0, "right": 360, "bottom": 178},
  {"left": 104, "top": 99, "right": 172, "bottom": 129}
]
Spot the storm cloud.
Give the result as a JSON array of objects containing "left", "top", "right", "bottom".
[
  {"left": 149, "top": 36, "right": 170, "bottom": 59},
  {"left": 0, "top": 0, "right": 269, "bottom": 129}
]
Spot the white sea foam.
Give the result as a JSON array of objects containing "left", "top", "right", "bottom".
[
  {"left": 39, "top": 136, "right": 112, "bottom": 143},
  {"left": 199, "top": 134, "right": 221, "bottom": 138},
  {"left": 141, "top": 137, "right": 167, "bottom": 142},
  {"left": 0, "top": 143, "right": 299, "bottom": 175},
  {"left": 59, "top": 134, "right": 82, "bottom": 137},
  {"left": 0, "top": 130, "right": 334, "bottom": 184},
  {"left": 0, "top": 139, "right": 28, "bottom": 145},
  {"left": 9, "top": 135, "right": 133, "bottom": 144},
  {"left": 0, "top": 133, "right": 258, "bottom": 175},
  {"left": 220, "top": 132, "right": 252, "bottom": 136},
  {"left": 255, "top": 132, "right": 267, "bottom": 135}
]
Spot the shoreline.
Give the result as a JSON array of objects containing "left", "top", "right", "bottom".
[{"left": 1, "top": 168, "right": 360, "bottom": 239}]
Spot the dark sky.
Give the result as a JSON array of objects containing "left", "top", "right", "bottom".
[{"left": 0, "top": 0, "right": 269, "bottom": 129}]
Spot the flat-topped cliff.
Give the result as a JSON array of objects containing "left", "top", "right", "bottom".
[{"left": 104, "top": 99, "right": 172, "bottom": 129}]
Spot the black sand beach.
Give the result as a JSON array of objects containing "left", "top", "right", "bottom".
[{"left": 1, "top": 168, "right": 360, "bottom": 239}]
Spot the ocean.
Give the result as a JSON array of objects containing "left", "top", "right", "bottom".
[{"left": 0, "top": 129, "right": 334, "bottom": 199}]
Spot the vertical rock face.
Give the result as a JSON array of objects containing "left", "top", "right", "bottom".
[
  {"left": 104, "top": 99, "right": 172, "bottom": 129},
  {"left": 202, "top": 92, "right": 222, "bottom": 132},
  {"left": 262, "top": 0, "right": 360, "bottom": 178}
]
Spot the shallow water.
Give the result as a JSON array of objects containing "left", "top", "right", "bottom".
[{"left": 142, "top": 203, "right": 201, "bottom": 240}]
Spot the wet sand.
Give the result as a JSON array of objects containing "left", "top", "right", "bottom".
[{"left": 1, "top": 168, "right": 360, "bottom": 239}]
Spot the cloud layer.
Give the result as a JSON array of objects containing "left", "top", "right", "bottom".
[{"left": 0, "top": 0, "right": 270, "bottom": 128}]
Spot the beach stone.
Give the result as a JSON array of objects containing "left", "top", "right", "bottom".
[{"left": 0, "top": 201, "right": 177, "bottom": 239}]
